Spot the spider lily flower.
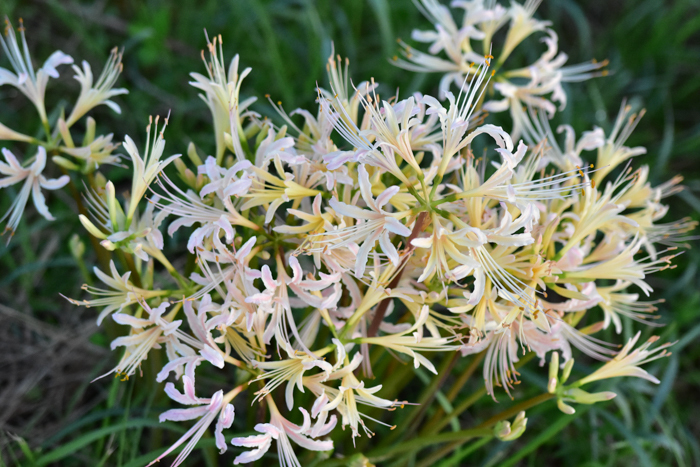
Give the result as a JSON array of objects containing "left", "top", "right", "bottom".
[
  {"left": 250, "top": 342, "right": 333, "bottom": 409},
  {"left": 231, "top": 396, "right": 333, "bottom": 466},
  {"left": 303, "top": 353, "right": 404, "bottom": 442},
  {"left": 65, "top": 47, "right": 128, "bottom": 127},
  {"left": 596, "top": 281, "right": 663, "bottom": 334},
  {"left": 151, "top": 372, "right": 239, "bottom": 466},
  {"left": 246, "top": 255, "right": 341, "bottom": 353},
  {"left": 190, "top": 34, "right": 256, "bottom": 163},
  {"left": 520, "top": 106, "right": 605, "bottom": 172},
  {"left": 124, "top": 115, "right": 180, "bottom": 225},
  {"left": 499, "top": 0, "right": 550, "bottom": 62},
  {"left": 564, "top": 235, "right": 680, "bottom": 296},
  {"left": 421, "top": 62, "right": 511, "bottom": 178},
  {"left": 555, "top": 168, "right": 639, "bottom": 260},
  {"left": 410, "top": 215, "right": 486, "bottom": 283},
  {"left": 58, "top": 118, "right": 122, "bottom": 171},
  {"left": 577, "top": 331, "right": 673, "bottom": 386},
  {"left": 394, "top": 1, "right": 498, "bottom": 99},
  {"left": 593, "top": 102, "right": 646, "bottom": 184},
  {"left": 360, "top": 305, "right": 461, "bottom": 374},
  {"left": 0, "top": 147, "right": 69, "bottom": 239},
  {"left": 325, "top": 86, "right": 435, "bottom": 176},
  {"left": 320, "top": 165, "right": 411, "bottom": 277},
  {"left": 198, "top": 156, "right": 252, "bottom": 199},
  {"left": 321, "top": 89, "right": 412, "bottom": 184},
  {"left": 396, "top": 1, "right": 606, "bottom": 139},
  {"left": 63, "top": 259, "right": 169, "bottom": 325},
  {"left": 241, "top": 160, "right": 321, "bottom": 225},
  {"left": 79, "top": 182, "right": 168, "bottom": 261},
  {"left": 0, "top": 18, "right": 73, "bottom": 126},
  {"left": 103, "top": 301, "right": 181, "bottom": 380},
  {"left": 155, "top": 173, "right": 260, "bottom": 252}
]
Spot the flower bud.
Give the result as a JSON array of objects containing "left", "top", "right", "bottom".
[
  {"left": 187, "top": 141, "right": 203, "bottom": 166},
  {"left": 79, "top": 214, "right": 107, "bottom": 239},
  {"left": 564, "top": 388, "right": 617, "bottom": 405},
  {"left": 52, "top": 155, "right": 80, "bottom": 171},
  {"left": 69, "top": 234, "right": 85, "bottom": 259},
  {"left": 548, "top": 352, "right": 559, "bottom": 393},
  {"left": 561, "top": 358, "right": 575, "bottom": 384},
  {"left": 495, "top": 411, "right": 527, "bottom": 441},
  {"left": 557, "top": 398, "right": 576, "bottom": 415}
]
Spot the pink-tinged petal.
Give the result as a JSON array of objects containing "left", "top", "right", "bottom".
[
  {"left": 329, "top": 197, "right": 370, "bottom": 219},
  {"left": 31, "top": 146, "right": 47, "bottom": 174},
  {"left": 468, "top": 269, "right": 485, "bottom": 306},
  {"left": 109, "top": 331, "right": 153, "bottom": 350},
  {"left": 261, "top": 265, "right": 279, "bottom": 290},
  {"left": 1, "top": 148, "right": 22, "bottom": 171},
  {"left": 379, "top": 232, "right": 400, "bottom": 266},
  {"left": 215, "top": 404, "right": 235, "bottom": 453},
  {"left": 384, "top": 217, "right": 411, "bottom": 236},
  {"left": 289, "top": 256, "right": 303, "bottom": 284},
  {"left": 357, "top": 164, "right": 377, "bottom": 211},
  {"left": 183, "top": 300, "right": 208, "bottom": 342},
  {"left": 286, "top": 430, "right": 334, "bottom": 452},
  {"left": 200, "top": 345, "right": 224, "bottom": 368},
  {"left": 312, "top": 413, "right": 337, "bottom": 437},
  {"left": 231, "top": 433, "right": 272, "bottom": 448},
  {"left": 31, "top": 180, "right": 54, "bottom": 220},
  {"left": 41, "top": 50, "right": 74, "bottom": 78},
  {"left": 214, "top": 215, "right": 234, "bottom": 243},
  {"left": 164, "top": 382, "right": 199, "bottom": 405},
  {"left": 223, "top": 178, "right": 251, "bottom": 197},
  {"left": 232, "top": 443, "right": 271, "bottom": 465},
  {"left": 374, "top": 185, "right": 400, "bottom": 209},
  {"left": 183, "top": 375, "right": 199, "bottom": 402},
  {"left": 112, "top": 313, "right": 152, "bottom": 328},
  {"left": 245, "top": 293, "right": 272, "bottom": 304},
  {"left": 157, "top": 356, "right": 202, "bottom": 382},
  {"left": 159, "top": 405, "right": 210, "bottom": 422},
  {"left": 236, "top": 236, "right": 257, "bottom": 261}
]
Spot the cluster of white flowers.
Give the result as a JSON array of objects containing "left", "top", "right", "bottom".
[
  {"left": 1, "top": 3, "right": 694, "bottom": 466},
  {"left": 0, "top": 17, "right": 126, "bottom": 238},
  {"left": 394, "top": 0, "right": 608, "bottom": 139}
]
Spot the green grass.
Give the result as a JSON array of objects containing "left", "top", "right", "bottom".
[{"left": 0, "top": 0, "right": 699, "bottom": 465}]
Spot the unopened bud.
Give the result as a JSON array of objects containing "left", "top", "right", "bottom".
[
  {"left": 186, "top": 142, "right": 203, "bottom": 166},
  {"left": 52, "top": 155, "right": 80, "bottom": 171},
  {"left": 69, "top": 234, "right": 85, "bottom": 259},
  {"left": 79, "top": 214, "right": 107, "bottom": 240},
  {"left": 557, "top": 398, "right": 576, "bottom": 415},
  {"left": 548, "top": 352, "right": 559, "bottom": 393},
  {"left": 561, "top": 358, "right": 574, "bottom": 384},
  {"left": 495, "top": 411, "right": 527, "bottom": 441}
]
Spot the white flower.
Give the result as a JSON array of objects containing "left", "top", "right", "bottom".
[
  {"left": 0, "top": 147, "right": 69, "bottom": 237},
  {"left": 151, "top": 366, "right": 236, "bottom": 466},
  {"left": 104, "top": 301, "right": 181, "bottom": 380},
  {"left": 62, "top": 259, "right": 169, "bottom": 325},
  {"left": 231, "top": 397, "right": 333, "bottom": 466},
  {"left": 0, "top": 18, "right": 73, "bottom": 124},
  {"left": 250, "top": 342, "right": 333, "bottom": 410},
  {"left": 123, "top": 115, "right": 180, "bottom": 224},
  {"left": 189, "top": 35, "right": 257, "bottom": 163},
  {"left": 65, "top": 47, "right": 128, "bottom": 127},
  {"left": 578, "top": 331, "right": 672, "bottom": 386},
  {"left": 322, "top": 164, "right": 411, "bottom": 277}
]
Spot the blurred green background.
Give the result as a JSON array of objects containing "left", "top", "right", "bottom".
[{"left": 0, "top": 0, "right": 699, "bottom": 465}]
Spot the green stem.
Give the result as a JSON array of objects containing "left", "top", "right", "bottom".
[{"left": 366, "top": 427, "right": 493, "bottom": 463}]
